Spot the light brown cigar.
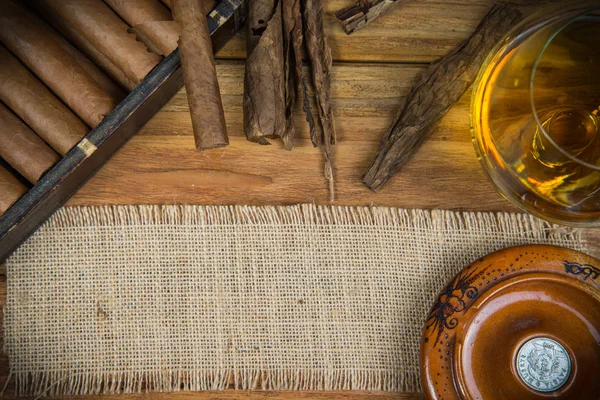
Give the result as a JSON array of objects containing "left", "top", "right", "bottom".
[
  {"left": 23, "top": 0, "right": 126, "bottom": 100},
  {"left": 39, "top": 0, "right": 163, "bottom": 85},
  {"left": 0, "top": 103, "right": 60, "bottom": 184},
  {"left": 0, "top": 0, "right": 119, "bottom": 127},
  {"left": 128, "top": 21, "right": 181, "bottom": 56},
  {"left": 0, "top": 45, "right": 89, "bottom": 156},
  {"left": 52, "top": 30, "right": 127, "bottom": 101},
  {"left": 34, "top": 1, "right": 137, "bottom": 92},
  {"left": 0, "top": 163, "right": 28, "bottom": 216},
  {"left": 103, "top": 0, "right": 181, "bottom": 56},
  {"left": 173, "top": 0, "right": 228, "bottom": 151}
]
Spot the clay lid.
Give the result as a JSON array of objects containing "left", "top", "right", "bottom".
[{"left": 420, "top": 245, "right": 600, "bottom": 400}]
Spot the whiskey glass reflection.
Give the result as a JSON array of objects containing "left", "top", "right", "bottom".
[{"left": 471, "top": 3, "right": 600, "bottom": 226}]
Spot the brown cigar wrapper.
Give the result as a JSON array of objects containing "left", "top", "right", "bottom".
[
  {"left": 104, "top": 0, "right": 172, "bottom": 25},
  {"left": 0, "top": 45, "right": 89, "bottom": 156},
  {"left": 103, "top": 0, "right": 181, "bottom": 56},
  {"left": 0, "top": 163, "right": 28, "bottom": 216},
  {"left": 52, "top": 30, "right": 127, "bottom": 101},
  {"left": 173, "top": 0, "right": 228, "bottom": 151},
  {"left": 0, "top": 103, "right": 60, "bottom": 184},
  {"left": 39, "top": 0, "right": 163, "bottom": 85},
  {"left": 22, "top": 0, "right": 126, "bottom": 100},
  {"left": 34, "top": 1, "right": 137, "bottom": 92},
  {"left": 0, "top": 0, "right": 119, "bottom": 128},
  {"left": 128, "top": 22, "right": 181, "bottom": 56}
]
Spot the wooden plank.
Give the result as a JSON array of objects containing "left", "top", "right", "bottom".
[
  {"left": 0, "top": 388, "right": 425, "bottom": 399},
  {"left": 215, "top": 0, "right": 495, "bottom": 63},
  {"left": 67, "top": 61, "right": 512, "bottom": 211}
]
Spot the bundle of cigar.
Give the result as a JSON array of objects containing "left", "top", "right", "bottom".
[{"left": 0, "top": 0, "right": 186, "bottom": 217}]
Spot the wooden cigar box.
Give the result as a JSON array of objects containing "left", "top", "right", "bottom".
[{"left": 0, "top": 0, "right": 246, "bottom": 261}]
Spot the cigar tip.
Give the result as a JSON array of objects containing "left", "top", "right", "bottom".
[{"left": 195, "top": 142, "right": 229, "bottom": 152}]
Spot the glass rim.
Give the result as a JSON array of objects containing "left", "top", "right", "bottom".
[{"left": 530, "top": 7, "right": 600, "bottom": 171}]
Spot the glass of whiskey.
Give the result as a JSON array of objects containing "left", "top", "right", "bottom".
[{"left": 471, "top": 2, "right": 600, "bottom": 226}]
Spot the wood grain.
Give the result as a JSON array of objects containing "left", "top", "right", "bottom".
[
  {"left": 215, "top": 0, "right": 494, "bottom": 62},
  {"left": 67, "top": 62, "right": 509, "bottom": 211}
]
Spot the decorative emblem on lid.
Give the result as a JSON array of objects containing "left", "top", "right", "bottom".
[{"left": 516, "top": 337, "right": 571, "bottom": 392}]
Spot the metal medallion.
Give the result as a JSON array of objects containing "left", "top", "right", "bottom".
[{"left": 516, "top": 337, "right": 571, "bottom": 392}]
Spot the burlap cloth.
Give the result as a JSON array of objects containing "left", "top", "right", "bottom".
[{"left": 3, "top": 205, "right": 587, "bottom": 396}]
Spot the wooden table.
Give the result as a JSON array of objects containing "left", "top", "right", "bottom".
[{"left": 1, "top": 0, "right": 597, "bottom": 398}]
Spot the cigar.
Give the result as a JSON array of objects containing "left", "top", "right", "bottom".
[
  {"left": 22, "top": 0, "right": 126, "bottom": 100},
  {"left": 34, "top": 1, "right": 138, "bottom": 92},
  {"left": 0, "top": 45, "right": 89, "bottom": 156},
  {"left": 104, "top": 0, "right": 181, "bottom": 56},
  {"left": 52, "top": 30, "right": 127, "bottom": 101},
  {"left": 0, "top": 163, "right": 28, "bottom": 217},
  {"left": 173, "top": 0, "right": 228, "bottom": 151},
  {"left": 0, "top": 0, "right": 119, "bottom": 128},
  {"left": 0, "top": 103, "right": 60, "bottom": 184},
  {"left": 39, "top": 0, "right": 163, "bottom": 85}
]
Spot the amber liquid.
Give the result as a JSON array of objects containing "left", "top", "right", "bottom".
[{"left": 474, "top": 15, "right": 600, "bottom": 224}]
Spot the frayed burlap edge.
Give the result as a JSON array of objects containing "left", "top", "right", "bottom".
[
  {"left": 4, "top": 204, "right": 586, "bottom": 396},
  {"left": 11, "top": 369, "right": 420, "bottom": 396},
  {"left": 41, "top": 205, "right": 584, "bottom": 241}
]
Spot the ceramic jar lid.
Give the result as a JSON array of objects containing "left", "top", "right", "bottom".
[{"left": 420, "top": 245, "right": 600, "bottom": 400}]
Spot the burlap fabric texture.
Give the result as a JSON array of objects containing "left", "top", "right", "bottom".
[{"left": 3, "top": 205, "right": 587, "bottom": 396}]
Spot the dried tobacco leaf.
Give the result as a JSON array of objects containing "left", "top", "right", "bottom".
[
  {"left": 362, "top": 3, "right": 522, "bottom": 192},
  {"left": 244, "top": 0, "right": 287, "bottom": 146},
  {"left": 281, "top": 0, "right": 304, "bottom": 150},
  {"left": 303, "top": 0, "right": 336, "bottom": 201},
  {"left": 335, "top": 0, "right": 410, "bottom": 35}
]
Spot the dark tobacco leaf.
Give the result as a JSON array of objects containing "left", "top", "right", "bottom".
[
  {"left": 362, "top": 3, "right": 522, "bottom": 192},
  {"left": 281, "top": 0, "right": 304, "bottom": 150},
  {"left": 244, "top": 0, "right": 286, "bottom": 145},
  {"left": 334, "top": 0, "right": 411, "bottom": 35},
  {"left": 303, "top": 0, "right": 336, "bottom": 201}
]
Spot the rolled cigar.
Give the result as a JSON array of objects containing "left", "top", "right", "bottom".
[
  {"left": 0, "top": 0, "right": 119, "bottom": 128},
  {"left": 0, "top": 163, "right": 28, "bottom": 217},
  {"left": 128, "top": 22, "right": 181, "bottom": 56},
  {"left": 39, "top": 0, "right": 163, "bottom": 85},
  {"left": 173, "top": 0, "right": 228, "bottom": 151},
  {"left": 34, "top": 1, "right": 137, "bottom": 92},
  {"left": 53, "top": 31, "right": 127, "bottom": 101},
  {"left": 103, "top": 0, "right": 181, "bottom": 56},
  {"left": 0, "top": 45, "right": 88, "bottom": 156},
  {"left": 0, "top": 103, "right": 60, "bottom": 184},
  {"left": 22, "top": 0, "right": 126, "bottom": 100}
]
